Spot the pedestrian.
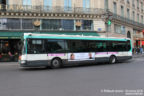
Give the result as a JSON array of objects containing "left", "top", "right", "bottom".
[
  {"left": 132, "top": 48, "right": 135, "bottom": 54},
  {"left": 136, "top": 47, "right": 140, "bottom": 54},
  {"left": 140, "top": 47, "right": 143, "bottom": 54},
  {"left": 8, "top": 51, "right": 14, "bottom": 61},
  {"left": 0, "top": 52, "right": 2, "bottom": 61}
]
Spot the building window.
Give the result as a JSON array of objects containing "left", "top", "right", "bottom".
[
  {"left": 83, "top": 0, "right": 90, "bottom": 12},
  {"left": 61, "top": 20, "right": 74, "bottom": 30},
  {"left": 114, "top": 24, "right": 121, "bottom": 34},
  {"left": 44, "top": 0, "right": 52, "bottom": 6},
  {"left": 114, "top": 24, "right": 125, "bottom": 34},
  {"left": 137, "top": 0, "right": 139, "bottom": 9},
  {"left": 104, "top": 0, "right": 108, "bottom": 10},
  {"left": 43, "top": 0, "right": 52, "bottom": 11},
  {"left": 141, "top": 15, "right": 143, "bottom": 24},
  {"left": 127, "top": 8, "right": 130, "bottom": 19},
  {"left": 64, "top": 0, "right": 72, "bottom": 11},
  {"left": 23, "top": 0, "right": 32, "bottom": 5},
  {"left": 121, "top": 6, "right": 124, "bottom": 17},
  {"left": 127, "top": 0, "right": 129, "bottom": 4},
  {"left": 7, "top": 19, "right": 21, "bottom": 29},
  {"left": 82, "top": 20, "right": 93, "bottom": 30},
  {"left": 132, "top": 11, "right": 135, "bottom": 21},
  {"left": 141, "top": 2, "right": 143, "bottom": 12},
  {"left": 0, "top": 0, "right": 6, "bottom": 5},
  {"left": 132, "top": 0, "right": 135, "bottom": 8},
  {"left": 0, "top": 19, "right": 7, "bottom": 30},
  {"left": 133, "top": 29, "right": 137, "bottom": 35},
  {"left": 22, "top": 19, "right": 34, "bottom": 29},
  {"left": 113, "top": 2, "right": 117, "bottom": 14},
  {"left": 121, "top": 26, "right": 125, "bottom": 34},
  {"left": 42, "top": 19, "right": 61, "bottom": 30},
  {"left": 137, "top": 14, "right": 139, "bottom": 22}
]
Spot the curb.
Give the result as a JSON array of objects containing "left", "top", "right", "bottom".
[{"left": 133, "top": 54, "right": 144, "bottom": 58}]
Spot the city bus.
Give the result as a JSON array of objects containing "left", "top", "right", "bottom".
[{"left": 19, "top": 33, "right": 132, "bottom": 68}]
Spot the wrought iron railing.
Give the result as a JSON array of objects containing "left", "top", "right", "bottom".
[
  {"left": 133, "top": 34, "right": 143, "bottom": 38},
  {"left": 111, "top": 12, "right": 144, "bottom": 28},
  {"left": 0, "top": 4, "right": 106, "bottom": 15}
]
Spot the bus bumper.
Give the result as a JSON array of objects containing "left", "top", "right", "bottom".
[{"left": 19, "top": 60, "right": 50, "bottom": 67}]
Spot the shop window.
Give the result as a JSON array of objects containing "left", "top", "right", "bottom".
[
  {"left": 61, "top": 20, "right": 74, "bottom": 30},
  {"left": 82, "top": 20, "right": 92, "bottom": 30},
  {"left": 22, "top": 19, "right": 34, "bottom": 29},
  {"left": 0, "top": 19, "right": 7, "bottom": 30},
  {"left": 42, "top": 19, "right": 61, "bottom": 30},
  {"left": 7, "top": 19, "right": 21, "bottom": 29}
]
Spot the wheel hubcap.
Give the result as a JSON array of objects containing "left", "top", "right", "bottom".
[
  {"left": 52, "top": 60, "right": 59, "bottom": 67},
  {"left": 112, "top": 57, "right": 115, "bottom": 63}
]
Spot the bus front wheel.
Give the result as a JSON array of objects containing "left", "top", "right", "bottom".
[
  {"left": 51, "top": 58, "right": 62, "bottom": 69},
  {"left": 109, "top": 56, "right": 117, "bottom": 64}
]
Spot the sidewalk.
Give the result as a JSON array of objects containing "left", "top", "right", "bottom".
[{"left": 133, "top": 53, "right": 144, "bottom": 58}]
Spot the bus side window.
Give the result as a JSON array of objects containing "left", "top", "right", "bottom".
[
  {"left": 45, "top": 40, "right": 65, "bottom": 53},
  {"left": 95, "top": 41, "right": 107, "bottom": 52},
  {"left": 27, "top": 39, "right": 45, "bottom": 54},
  {"left": 127, "top": 40, "right": 131, "bottom": 51}
]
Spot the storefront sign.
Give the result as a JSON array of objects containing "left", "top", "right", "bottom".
[{"left": 0, "top": 37, "right": 20, "bottom": 39}]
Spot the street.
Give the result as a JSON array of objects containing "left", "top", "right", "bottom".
[{"left": 0, "top": 57, "right": 144, "bottom": 96}]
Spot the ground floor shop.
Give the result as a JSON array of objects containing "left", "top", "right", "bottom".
[{"left": 0, "top": 39, "right": 21, "bottom": 62}]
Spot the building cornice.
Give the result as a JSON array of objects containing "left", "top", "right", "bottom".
[{"left": 0, "top": 11, "right": 104, "bottom": 20}]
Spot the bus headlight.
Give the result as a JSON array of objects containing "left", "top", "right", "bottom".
[{"left": 21, "top": 60, "right": 26, "bottom": 64}]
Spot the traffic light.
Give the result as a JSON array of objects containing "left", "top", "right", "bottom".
[{"left": 107, "top": 20, "right": 111, "bottom": 25}]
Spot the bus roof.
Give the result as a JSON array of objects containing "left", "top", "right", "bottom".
[{"left": 24, "top": 33, "right": 130, "bottom": 41}]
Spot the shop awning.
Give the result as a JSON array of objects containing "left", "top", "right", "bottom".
[{"left": 0, "top": 31, "right": 99, "bottom": 39}]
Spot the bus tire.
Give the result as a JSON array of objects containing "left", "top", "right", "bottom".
[
  {"left": 51, "top": 58, "right": 62, "bottom": 69},
  {"left": 109, "top": 56, "right": 117, "bottom": 64}
]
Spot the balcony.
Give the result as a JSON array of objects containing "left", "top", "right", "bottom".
[
  {"left": 133, "top": 34, "right": 143, "bottom": 38},
  {"left": 0, "top": 4, "right": 105, "bottom": 15},
  {"left": 120, "top": 0, "right": 125, "bottom": 4},
  {"left": 111, "top": 12, "right": 144, "bottom": 29}
]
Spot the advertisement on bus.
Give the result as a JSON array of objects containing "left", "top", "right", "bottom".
[{"left": 68, "top": 53, "right": 95, "bottom": 61}]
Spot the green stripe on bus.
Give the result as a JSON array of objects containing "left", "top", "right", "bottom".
[{"left": 24, "top": 36, "right": 127, "bottom": 41}]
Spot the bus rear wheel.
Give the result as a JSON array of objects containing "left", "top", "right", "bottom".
[
  {"left": 51, "top": 58, "right": 62, "bottom": 69},
  {"left": 109, "top": 56, "right": 117, "bottom": 64}
]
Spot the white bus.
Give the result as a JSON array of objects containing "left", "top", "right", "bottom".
[{"left": 19, "top": 33, "right": 132, "bottom": 68}]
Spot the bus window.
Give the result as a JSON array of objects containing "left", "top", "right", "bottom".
[
  {"left": 27, "top": 39, "right": 45, "bottom": 54},
  {"left": 45, "top": 40, "right": 65, "bottom": 53},
  {"left": 95, "top": 41, "right": 107, "bottom": 52},
  {"left": 126, "top": 40, "right": 131, "bottom": 51},
  {"left": 107, "top": 41, "right": 129, "bottom": 52},
  {"left": 66, "top": 40, "right": 88, "bottom": 52}
]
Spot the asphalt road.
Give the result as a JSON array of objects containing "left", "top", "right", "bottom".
[{"left": 0, "top": 57, "right": 144, "bottom": 96}]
